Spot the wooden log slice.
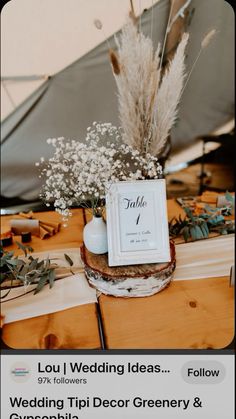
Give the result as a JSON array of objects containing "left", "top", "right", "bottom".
[{"left": 81, "top": 242, "right": 176, "bottom": 297}]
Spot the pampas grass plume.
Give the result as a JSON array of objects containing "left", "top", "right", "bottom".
[
  {"left": 150, "top": 32, "right": 189, "bottom": 156},
  {"left": 201, "top": 29, "right": 217, "bottom": 48},
  {"left": 182, "top": 28, "right": 217, "bottom": 94}
]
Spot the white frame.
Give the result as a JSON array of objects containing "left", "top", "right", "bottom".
[{"left": 106, "top": 179, "right": 170, "bottom": 266}]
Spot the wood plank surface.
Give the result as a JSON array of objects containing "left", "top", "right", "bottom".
[
  {"left": 1, "top": 209, "right": 101, "bottom": 349},
  {"left": 99, "top": 276, "right": 234, "bottom": 349},
  {"left": 2, "top": 304, "right": 101, "bottom": 349}
]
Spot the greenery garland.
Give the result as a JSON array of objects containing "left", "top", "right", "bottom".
[
  {"left": 169, "top": 192, "right": 234, "bottom": 242},
  {"left": 0, "top": 242, "right": 73, "bottom": 300}
]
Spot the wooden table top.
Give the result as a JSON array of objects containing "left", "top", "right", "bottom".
[
  {"left": 99, "top": 277, "right": 233, "bottom": 349},
  {"left": 1, "top": 200, "right": 234, "bottom": 349},
  {"left": 1, "top": 209, "right": 101, "bottom": 349}
]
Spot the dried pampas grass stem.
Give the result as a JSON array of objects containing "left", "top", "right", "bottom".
[
  {"left": 129, "top": 0, "right": 138, "bottom": 25},
  {"left": 93, "top": 18, "right": 111, "bottom": 49},
  {"left": 109, "top": 49, "right": 121, "bottom": 75},
  {"left": 201, "top": 29, "right": 217, "bottom": 48},
  {"left": 182, "top": 28, "right": 217, "bottom": 94},
  {"left": 150, "top": 32, "right": 189, "bottom": 156},
  {"left": 159, "top": 0, "right": 175, "bottom": 70}
]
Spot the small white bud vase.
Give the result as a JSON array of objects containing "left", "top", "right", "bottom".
[{"left": 83, "top": 216, "right": 108, "bottom": 254}]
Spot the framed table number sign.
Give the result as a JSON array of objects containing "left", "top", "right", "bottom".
[{"left": 106, "top": 179, "right": 171, "bottom": 266}]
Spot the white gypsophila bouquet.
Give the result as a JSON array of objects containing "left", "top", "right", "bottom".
[{"left": 37, "top": 122, "right": 162, "bottom": 219}]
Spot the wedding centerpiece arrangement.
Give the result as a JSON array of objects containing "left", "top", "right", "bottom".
[
  {"left": 38, "top": 122, "right": 162, "bottom": 256},
  {"left": 36, "top": 5, "right": 216, "bottom": 297},
  {"left": 39, "top": 8, "right": 215, "bottom": 210}
]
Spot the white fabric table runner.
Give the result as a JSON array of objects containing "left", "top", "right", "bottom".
[
  {"left": 173, "top": 235, "right": 234, "bottom": 281},
  {"left": 1, "top": 248, "right": 97, "bottom": 324},
  {"left": 1, "top": 273, "right": 97, "bottom": 324},
  {"left": 1, "top": 236, "right": 234, "bottom": 324}
]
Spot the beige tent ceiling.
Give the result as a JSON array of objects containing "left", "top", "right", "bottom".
[
  {"left": 1, "top": 0, "right": 234, "bottom": 201},
  {"left": 1, "top": 0, "right": 157, "bottom": 120}
]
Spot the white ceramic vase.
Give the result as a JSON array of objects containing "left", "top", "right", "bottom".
[{"left": 83, "top": 216, "right": 108, "bottom": 254}]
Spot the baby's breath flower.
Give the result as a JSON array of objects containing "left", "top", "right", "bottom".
[{"left": 38, "top": 122, "right": 162, "bottom": 219}]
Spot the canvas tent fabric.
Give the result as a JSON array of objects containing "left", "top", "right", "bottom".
[{"left": 1, "top": 0, "right": 234, "bottom": 201}]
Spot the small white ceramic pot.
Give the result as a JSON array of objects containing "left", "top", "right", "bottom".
[{"left": 83, "top": 216, "right": 108, "bottom": 254}]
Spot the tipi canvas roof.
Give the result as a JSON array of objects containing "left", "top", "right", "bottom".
[{"left": 1, "top": 0, "right": 234, "bottom": 200}]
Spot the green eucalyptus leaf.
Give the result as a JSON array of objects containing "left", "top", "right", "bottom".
[
  {"left": 182, "top": 226, "right": 190, "bottom": 242},
  {"left": 194, "top": 225, "right": 204, "bottom": 239},
  {"left": 26, "top": 245, "right": 34, "bottom": 253},
  {"left": 2, "top": 251, "right": 14, "bottom": 259},
  {"left": 208, "top": 215, "right": 225, "bottom": 225},
  {"left": 15, "top": 241, "right": 34, "bottom": 257},
  {"left": 16, "top": 259, "right": 25, "bottom": 267},
  {"left": 190, "top": 226, "right": 197, "bottom": 241},
  {"left": 49, "top": 269, "right": 55, "bottom": 289},
  {"left": 15, "top": 261, "right": 25, "bottom": 275},
  {"left": 203, "top": 222, "right": 209, "bottom": 235},
  {"left": 34, "top": 275, "right": 48, "bottom": 294},
  {"left": 28, "top": 258, "right": 39, "bottom": 271},
  {"left": 199, "top": 222, "right": 209, "bottom": 238},
  {"left": 0, "top": 252, "right": 14, "bottom": 266},
  {"left": 184, "top": 207, "right": 195, "bottom": 222},
  {"left": 200, "top": 213, "right": 210, "bottom": 220},
  {"left": 37, "top": 260, "right": 45, "bottom": 269},
  {"left": 18, "top": 264, "right": 30, "bottom": 277},
  {"left": 64, "top": 253, "right": 73, "bottom": 266},
  {"left": 45, "top": 257, "right": 50, "bottom": 271},
  {"left": 6, "top": 258, "right": 20, "bottom": 266},
  {"left": 15, "top": 241, "right": 28, "bottom": 257}
]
